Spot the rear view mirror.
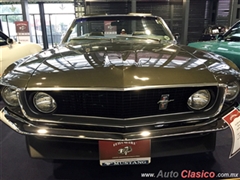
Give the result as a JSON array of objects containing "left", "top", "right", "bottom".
[
  {"left": 110, "top": 21, "right": 118, "bottom": 26},
  {"left": 111, "top": 20, "right": 124, "bottom": 26}
]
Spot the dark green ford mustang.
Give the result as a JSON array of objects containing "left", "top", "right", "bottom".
[
  {"left": 1, "top": 14, "right": 240, "bottom": 165},
  {"left": 188, "top": 21, "right": 240, "bottom": 68}
]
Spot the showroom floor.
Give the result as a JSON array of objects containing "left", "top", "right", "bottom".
[{"left": 0, "top": 102, "right": 240, "bottom": 180}]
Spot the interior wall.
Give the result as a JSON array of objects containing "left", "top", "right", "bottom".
[
  {"left": 216, "top": 0, "right": 230, "bottom": 26},
  {"left": 188, "top": 0, "right": 207, "bottom": 42},
  {"left": 1, "top": 0, "right": 222, "bottom": 44},
  {"left": 86, "top": 0, "right": 206, "bottom": 43}
]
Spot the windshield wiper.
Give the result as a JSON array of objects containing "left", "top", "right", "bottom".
[
  {"left": 66, "top": 37, "right": 113, "bottom": 47},
  {"left": 116, "top": 35, "right": 164, "bottom": 43}
]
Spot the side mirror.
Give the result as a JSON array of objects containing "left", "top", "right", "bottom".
[
  {"left": 216, "top": 34, "right": 224, "bottom": 41},
  {"left": 174, "top": 33, "right": 180, "bottom": 40},
  {"left": 6, "top": 38, "right": 14, "bottom": 45}
]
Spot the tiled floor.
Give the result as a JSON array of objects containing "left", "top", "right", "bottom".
[{"left": 1, "top": 105, "right": 240, "bottom": 180}]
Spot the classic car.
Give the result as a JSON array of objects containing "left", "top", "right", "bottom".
[
  {"left": 198, "top": 24, "right": 227, "bottom": 41},
  {"left": 0, "top": 31, "right": 42, "bottom": 76},
  {"left": 188, "top": 20, "right": 240, "bottom": 68},
  {"left": 1, "top": 14, "right": 240, "bottom": 166}
]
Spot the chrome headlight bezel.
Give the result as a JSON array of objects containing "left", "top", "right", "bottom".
[
  {"left": 1, "top": 86, "right": 19, "bottom": 106},
  {"left": 225, "top": 81, "right": 239, "bottom": 101},
  {"left": 33, "top": 92, "right": 57, "bottom": 113},
  {"left": 187, "top": 89, "right": 211, "bottom": 110}
]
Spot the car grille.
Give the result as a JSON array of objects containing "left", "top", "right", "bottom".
[{"left": 27, "top": 86, "right": 217, "bottom": 119}]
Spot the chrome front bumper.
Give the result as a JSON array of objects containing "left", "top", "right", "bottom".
[{"left": 0, "top": 107, "right": 229, "bottom": 141}]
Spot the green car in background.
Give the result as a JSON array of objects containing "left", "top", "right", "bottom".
[{"left": 188, "top": 21, "right": 240, "bottom": 68}]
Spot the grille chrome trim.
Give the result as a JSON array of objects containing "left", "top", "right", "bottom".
[
  {"left": 26, "top": 87, "right": 218, "bottom": 119},
  {"left": 17, "top": 84, "right": 227, "bottom": 126}
]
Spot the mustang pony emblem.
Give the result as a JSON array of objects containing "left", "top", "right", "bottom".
[
  {"left": 157, "top": 94, "right": 174, "bottom": 110},
  {"left": 118, "top": 146, "right": 132, "bottom": 155}
]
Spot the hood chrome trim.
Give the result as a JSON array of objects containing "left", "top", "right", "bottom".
[{"left": 25, "top": 83, "right": 218, "bottom": 91}]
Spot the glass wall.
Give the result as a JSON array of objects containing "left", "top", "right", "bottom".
[
  {"left": 33, "top": 3, "right": 75, "bottom": 47},
  {"left": 0, "top": 3, "right": 75, "bottom": 47},
  {"left": 0, "top": 4, "right": 22, "bottom": 38}
]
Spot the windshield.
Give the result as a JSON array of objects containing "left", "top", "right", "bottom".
[
  {"left": 223, "top": 21, "right": 240, "bottom": 42},
  {"left": 62, "top": 15, "right": 175, "bottom": 45}
]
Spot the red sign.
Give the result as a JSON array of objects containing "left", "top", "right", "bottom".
[
  {"left": 15, "top": 21, "right": 30, "bottom": 42},
  {"left": 223, "top": 108, "right": 240, "bottom": 124},
  {"left": 104, "top": 21, "right": 117, "bottom": 35},
  {"left": 222, "top": 108, "right": 240, "bottom": 158},
  {"left": 15, "top": 21, "right": 29, "bottom": 34},
  {"left": 99, "top": 140, "right": 151, "bottom": 166}
]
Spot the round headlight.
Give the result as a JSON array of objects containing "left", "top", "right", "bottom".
[
  {"left": 187, "top": 90, "right": 211, "bottom": 110},
  {"left": 226, "top": 82, "right": 239, "bottom": 101},
  {"left": 1, "top": 86, "right": 19, "bottom": 106},
  {"left": 33, "top": 92, "right": 57, "bottom": 113}
]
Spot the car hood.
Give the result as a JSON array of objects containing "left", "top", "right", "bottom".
[
  {"left": 0, "top": 41, "right": 42, "bottom": 75},
  {"left": 2, "top": 41, "right": 239, "bottom": 89},
  {"left": 188, "top": 40, "right": 240, "bottom": 52},
  {"left": 188, "top": 40, "right": 240, "bottom": 68}
]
